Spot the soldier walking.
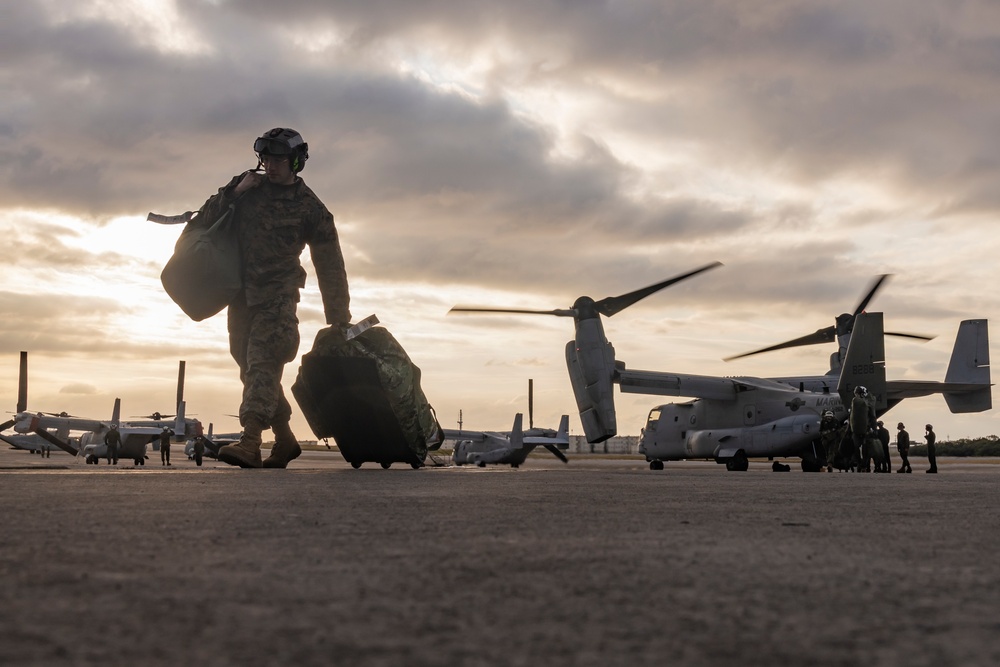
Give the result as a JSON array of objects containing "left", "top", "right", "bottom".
[
  {"left": 896, "top": 422, "right": 912, "bottom": 473},
  {"left": 925, "top": 424, "right": 938, "bottom": 474},
  {"left": 190, "top": 128, "right": 351, "bottom": 469}
]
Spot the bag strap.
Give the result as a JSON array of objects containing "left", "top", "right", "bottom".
[
  {"left": 206, "top": 185, "right": 252, "bottom": 233},
  {"left": 207, "top": 202, "right": 236, "bottom": 233}
]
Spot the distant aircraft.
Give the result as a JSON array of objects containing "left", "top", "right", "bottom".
[
  {"left": 0, "top": 430, "right": 77, "bottom": 456},
  {"left": 1, "top": 351, "right": 88, "bottom": 457},
  {"left": 1, "top": 352, "right": 202, "bottom": 465},
  {"left": 443, "top": 380, "right": 570, "bottom": 467},
  {"left": 0, "top": 355, "right": 77, "bottom": 454},
  {"left": 76, "top": 398, "right": 163, "bottom": 465},
  {"left": 446, "top": 413, "right": 570, "bottom": 467},
  {"left": 183, "top": 423, "right": 240, "bottom": 460},
  {"left": 126, "top": 361, "right": 204, "bottom": 446}
]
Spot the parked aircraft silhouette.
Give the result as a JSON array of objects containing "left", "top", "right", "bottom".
[{"left": 449, "top": 266, "right": 990, "bottom": 471}]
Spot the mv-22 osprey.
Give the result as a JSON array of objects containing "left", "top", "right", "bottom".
[
  {"left": 1, "top": 353, "right": 204, "bottom": 465},
  {"left": 444, "top": 380, "right": 570, "bottom": 467},
  {"left": 450, "top": 264, "right": 991, "bottom": 472}
]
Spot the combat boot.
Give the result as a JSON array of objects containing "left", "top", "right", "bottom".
[
  {"left": 263, "top": 420, "right": 301, "bottom": 469},
  {"left": 218, "top": 418, "right": 265, "bottom": 469}
]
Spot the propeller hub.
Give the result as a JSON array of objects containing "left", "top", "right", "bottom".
[{"left": 572, "top": 296, "right": 599, "bottom": 320}]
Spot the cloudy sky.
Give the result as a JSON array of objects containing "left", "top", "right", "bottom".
[{"left": 2, "top": 0, "right": 998, "bottom": 444}]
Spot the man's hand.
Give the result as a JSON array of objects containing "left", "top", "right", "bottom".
[{"left": 234, "top": 170, "right": 264, "bottom": 196}]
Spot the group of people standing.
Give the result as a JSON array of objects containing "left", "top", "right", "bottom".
[
  {"left": 102, "top": 425, "right": 208, "bottom": 467},
  {"left": 896, "top": 421, "right": 938, "bottom": 474},
  {"left": 818, "top": 386, "right": 938, "bottom": 473}
]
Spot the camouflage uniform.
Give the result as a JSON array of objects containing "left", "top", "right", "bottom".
[
  {"left": 196, "top": 175, "right": 351, "bottom": 431},
  {"left": 819, "top": 413, "right": 841, "bottom": 470}
]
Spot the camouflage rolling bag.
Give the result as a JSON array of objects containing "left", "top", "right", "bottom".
[{"left": 291, "top": 316, "right": 442, "bottom": 469}]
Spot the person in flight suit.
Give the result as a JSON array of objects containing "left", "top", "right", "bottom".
[{"left": 193, "top": 128, "right": 351, "bottom": 469}]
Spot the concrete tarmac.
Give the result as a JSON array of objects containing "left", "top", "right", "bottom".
[{"left": 1, "top": 447, "right": 998, "bottom": 666}]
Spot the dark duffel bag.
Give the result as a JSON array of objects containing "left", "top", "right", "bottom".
[
  {"left": 158, "top": 202, "right": 242, "bottom": 322},
  {"left": 291, "top": 320, "right": 442, "bottom": 469}
]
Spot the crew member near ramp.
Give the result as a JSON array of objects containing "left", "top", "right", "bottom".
[
  {"left": 105, "top": 425, "right": 121, "bottom": 465},
  {"left": 194, "top": 128, "right": 351, "bottom": 469},
  {"left": 849, "top": 386, "right": 875, "bottom": 472},
  {"left": 819, "top": 410, "right": 841, "bottom": 472}
]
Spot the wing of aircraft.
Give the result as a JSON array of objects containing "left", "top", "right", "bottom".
[{"left": 618, "top": 368, "right": 753, "bottom": 401}]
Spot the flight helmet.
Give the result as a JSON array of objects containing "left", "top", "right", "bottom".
[
  {"left": 253, "top": 127, "right": 309, "bottom": 173},
  {"left": 854, "top": 385, "right": 867, "bottom": 397}
]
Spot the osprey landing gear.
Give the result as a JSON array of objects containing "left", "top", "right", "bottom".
[
  {"left": 725, "top": 450, "right": 749, "bottom": 471},
  {"left": 648, "top": 460, "right": 664, "bottom": 470}
]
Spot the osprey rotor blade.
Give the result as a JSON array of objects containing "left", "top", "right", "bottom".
[
  {"left": 593, "top": 261, "right": 723, "bottom": 318},
  {"left": 726, "top": 274, "right": 906, "bottom": 361},
  {"left": 0, "top": 418, "right": 16, "bottom": 432},
  {"left": 886, "top": 331, "right": 936, "bottom": 342},
  {"left": 724, "top": 327, "right": 836, "bottom": 361},
  {"left": 449, "top": 262, "right": 721, "bottom": 320},
  {"left": 853, "top": 274, "right": 891, "bottom": 316},
  {"left": 448, "top": 306, "right": 577, "bottom": 317}
]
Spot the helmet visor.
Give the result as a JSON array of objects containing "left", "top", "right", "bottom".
[{"left": 254, "top": 137, "right": 294, "bottom": 155}]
